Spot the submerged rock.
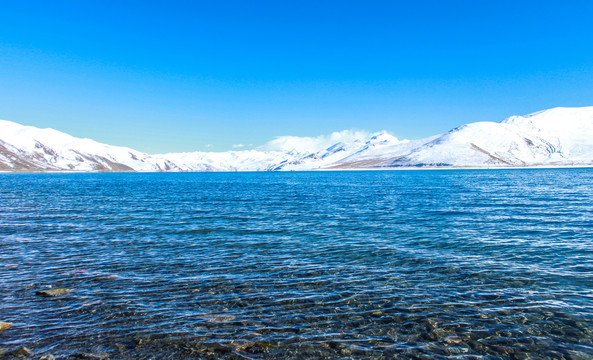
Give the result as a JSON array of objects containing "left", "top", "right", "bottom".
[
  {"left": 444, "top": 336, "right": 464, "bottom": 345},
  {"left": 69, "top": 353, "right": 108, "bottom": 359},
  {"left": 12, "top": 346, "right": 32, "bottom": 357},
  {"left": 92, "top": 275, "right": 118, "bottom": 281},
  {"left": 39, "top": 355, "right": 55, "bottom": 360},
  {"left": 0, "top": 322, "right": 12, "bottom": 331},
  {"left": 35, "top": 289, "right": 72, "bottom": 297},
  {"left": 206, "top": 315, "right": 236, "bottom": 323}
]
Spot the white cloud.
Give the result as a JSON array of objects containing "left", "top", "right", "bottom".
[
  {"left": 259, "top": 129, "right": 374, "bottom": 154},
  {"left": 232, "top": 143, "right": 245, "bottom": 148}
]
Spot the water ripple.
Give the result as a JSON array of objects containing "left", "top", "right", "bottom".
[{"left": 1, "top": 169, "right": 593, "bottom": 359}]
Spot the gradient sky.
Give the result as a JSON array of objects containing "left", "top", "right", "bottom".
[{"left": 1, "top": 0, "right": 593, "bottom": 153}]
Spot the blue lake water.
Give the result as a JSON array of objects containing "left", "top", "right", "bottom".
[{"left": 0, "top": 169, "right": 592, "bottom": 359}]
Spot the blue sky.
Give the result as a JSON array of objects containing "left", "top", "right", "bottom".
[{"left": 1, "top": 1, "right": 592, "bottom": 153}]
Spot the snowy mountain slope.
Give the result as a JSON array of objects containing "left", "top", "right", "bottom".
[
  {"left": 272, "top": 131, "right": 404, "bottom": 170},
  {"left": 501, "top": 107, "right": 593, "bottom": 162},
  {"left": 0, "top": 106, "right": 592, "bottom": 172},
  {"left": 0, "top": 119, "right": 299, "bottom": 171},
  {"left": 369, "top": 106, "right": 593, "bottom": 168},
  {"left": 161, "top": 150, "right": 294, "bottom": 172},
  {"left": 0, "top": 120, "right": 178, "bottom": 171}
]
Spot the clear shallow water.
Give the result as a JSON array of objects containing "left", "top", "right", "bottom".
[{"left": 0, "top": 169, "right": 592, "bottom": 359}]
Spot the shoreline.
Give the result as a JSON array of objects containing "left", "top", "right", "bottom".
[{"left": 1, "top": 164, "right": 593, "bottom": 174}]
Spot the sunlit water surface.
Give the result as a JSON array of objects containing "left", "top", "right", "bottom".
[{"left": 1, "top": 170, "right": 592, "bottom": 359}]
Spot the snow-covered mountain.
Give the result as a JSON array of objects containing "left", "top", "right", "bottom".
[
  {"left": 0, "top": 119, "right": 179, "bottom": 171},
  {"left": 367, "top": 106, "right": 593, "bottom": 168},
  {"left": 1, "top": 106, "right": 592, "bottom": 172}
]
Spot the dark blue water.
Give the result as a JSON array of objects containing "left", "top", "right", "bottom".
[{"left": 1, "top": 169, "right": 592, "bottom": 359}]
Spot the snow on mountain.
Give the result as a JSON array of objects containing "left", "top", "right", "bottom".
[
  {"left": 0, "top": 106, "right": 592, "bottom": 172},
  {"left": 161, "top": 150, "right": 292, "bottom": 172},
  {"left": 260, "top": 130, "right": 373, "bottom": 155},
  {"left": 501, "top": 107, "right": 593, "bottom": 162},
  {"left": 272, "top": 131, "right": 404, "bottom": 170},
  {"left": 370, "top": 106, "right": 593, "bottom": 168},
  {"left": 0, "top": 120, "right": 179, "bottom": 171}
]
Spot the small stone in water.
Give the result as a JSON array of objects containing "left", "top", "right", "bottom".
[
  {"left": 39, "top": 355, "right": 56, "bottom": 360},
  {"left": 492, "top": 345, "right": 514, "bottom": 355},
  {"left": 251, "top": 342, "right": 278, "bottom": 349},
  {"left": 427, "top": 328, "right": 450, "bottom": 341},
  {"left": 35, "top": 288, "right": 72, "bottom": 297},
  {"left": 93, "top": 275, "right": 118, "bottom": 281},
  {"left": 12, "top": 346, "right": 32, "bottom": 357},
  {"left": 340, "top": 348, "right": 352, "bottom": 356},
  {"left": 231, "top": 341, "right": 255, "bottom": 351},
  {"left": 444, "top": 336, "right": 463, "bottom": 345},
  {"left": 0, "top": 322, "right": 12, "bottom": 331},
  {"left": 426, "top": 319, "right": 438, "bottom": 328},
  {"left": 445, "top": 346, "right": 469, "bottom": 354},
  {"left": 70, "top": 353, "right": 108, "bottom": 359},
  {"left": 206, "top": 315, "right": 236, "bottom": 323}
]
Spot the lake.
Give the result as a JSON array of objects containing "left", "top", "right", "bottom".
[{"left": 1, "top": 169, "right": 592, "bottom": 359}]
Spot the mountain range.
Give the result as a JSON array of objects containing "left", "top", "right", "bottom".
[{"left": 1, "top": 106, "right": 592, "bottom": 172}]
